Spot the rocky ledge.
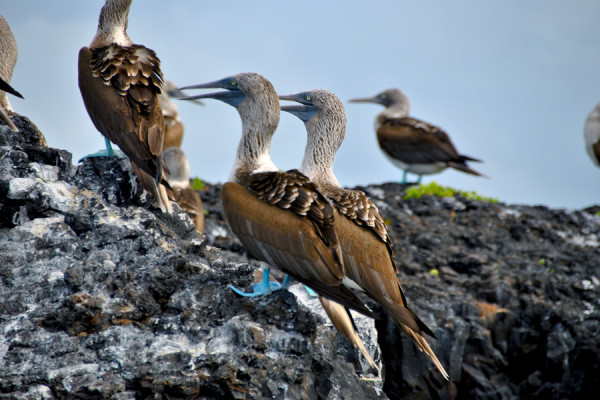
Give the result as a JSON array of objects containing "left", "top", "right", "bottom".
[{"left": 1, "top": 116, "right": 599, "bottom": 399}]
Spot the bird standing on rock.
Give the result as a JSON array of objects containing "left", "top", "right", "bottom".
[
  {"left": 180, "top": 73, "right": 378, "bottom": 369},
  {"left": 350, "top": 88, "right": 484, "bottom": 184},
  {"left": 281, "top": 88, "right": 449, "bottom": 379},
  {"left": 179, "top": 73, "right": 371, "bottom": 312},
  {"left": 78, "top": 0, "right": 172, "bottom": 213}
]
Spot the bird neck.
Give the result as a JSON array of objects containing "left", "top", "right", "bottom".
[
  {"left": 229, "top": 101, "right": 279, "bottom": 185},
  {"left": 376, "top": 101, "right": 410, "bottom": 129},
  {"left": 91, "top": 0, "right": 133, "bottom": 48},
  {"left": 300, "top": 120, "right": 342, "bottom": 188}
]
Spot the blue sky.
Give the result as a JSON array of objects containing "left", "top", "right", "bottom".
[{"left": 3, "top": 1, "right": 600, "bottom": 209}]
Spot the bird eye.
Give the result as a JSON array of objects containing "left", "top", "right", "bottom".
[
  {"left": 231, "top": 80, "right": 237, "bottom": 86},
  {"left": 306, "top": 94, "right": 311, "bottom": 101}
]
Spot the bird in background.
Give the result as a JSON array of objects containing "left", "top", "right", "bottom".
[
  {"left": 162, "top": 147, "right": 205, "bottom": 235},
  {"left": 159, "top": 79, "right": 204, "bottom": 150},
  {"left": 350, "top": 88, "right": 484, "bottom": 184},
  {"left": 180, "top": 73, "right": 378, "bottom": 369},
  {"left": 584, "top": 102, "right": 600, "bottom": 168},
  {"left": 78, "top": 0, "right": 172, "bottom": 213},
  {"left": 280, "top": 88, "right": 449, "bottom": 380},
  {"left": 0, "top": 15, "right": 24, "bottom": 133}
]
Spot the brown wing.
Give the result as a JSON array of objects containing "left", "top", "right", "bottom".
[
  {"left": 173, "top": 186, "right": 204, "bottom": 234},
  {"left": 222, "top": 178, "right": 372, "bottom": 317},
  {"left": 324, "top": 186, "right": 397, "bottom": 271},
  {"left": 377, "top": 117, "right": 480, "bottom": 164},
  {"left": 78, "top": 45, "right": 165, "bottom": 182},
  {"left": 334, "top": 214, "right": 448, "bottom": 378}
]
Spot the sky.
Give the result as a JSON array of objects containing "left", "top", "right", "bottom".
[{"left": 3, "top": 1, "right": 600, "bottom": 209}]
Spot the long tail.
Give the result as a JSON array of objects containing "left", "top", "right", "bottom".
[
  {"left": 319, "top": 296, "right": 379, "bottom": 371},
  {"left": 406, "top": 328, "right": 449, "bottom": 380},
  {"left": 386, "top": 301, "right": 449, "bottom": 380},
  {"left": 448, "top": 160, "right": 488, "bottom": 178},
  {"left": 131, "top": 162, "right": 173, "bottom": 214}
]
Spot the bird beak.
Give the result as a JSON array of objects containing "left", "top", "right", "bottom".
[
  {"left": 167, "top": 87, "right": 203, "bottom": 106},
  {"left": 279, "top": 93, "right": 317, "bottom": 122},
  {"left": 0, "top": 77, "right": 24, "bottom": 99},
  {"left": 348, "top": 96, "right": 379, "bottom": 104},
  {"left": 178, "top": 77, "right": 245, "bottom": 108}
]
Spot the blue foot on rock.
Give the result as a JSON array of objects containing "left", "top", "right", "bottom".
[
  {"left": 79, "top": 138, "right": 126, "bottom": 162},
  {"left": 303, "top": 285, "right": 318, "bottom": 297},
  {"left": 229, "top": 268, "right": 291, "bottom": 297},
  {"left": 400, "top": 170, "right": 408, "bottom": 185}
]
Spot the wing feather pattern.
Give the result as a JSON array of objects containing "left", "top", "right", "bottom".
[
  {"left": 377, "top": 116, "right": 483, "bottom": 177},
  {"left": 221, "top": 172, "right": 373, "bottom": 317}
]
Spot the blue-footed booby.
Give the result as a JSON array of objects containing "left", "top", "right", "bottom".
[
  {"left": 585, "top": 102, "right": 600, "bottom": 168},
  {"left": 162, "top": 147, "right": 205, "bottom": 234},
  {"left": 181, "top": 73, "right": 377, "bottom": 367},
  {"left": 179, "top": 73, "right": 372, "bottom": 316},
  {"left": 280, "top": 89, "right": 449, "bottom": 379},
  {"left": 78, "top": 0, "right": 172, "bottom": 213},
  {"left": 350, "top": 88, "right": 484, "bottom": 184},
  {"left": 0, "top": 15, "right": 23, "bottom": 132}
]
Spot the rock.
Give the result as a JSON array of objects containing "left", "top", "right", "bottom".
[
  {"left": 2, "top": 116, "right": 600, "bottom": 399},
  {"left": 0, "top": 117, "right": 385, "bottom": 400}
]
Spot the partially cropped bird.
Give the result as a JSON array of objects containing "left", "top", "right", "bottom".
[
  {"left": 585, "top": 102, "right": 600, "bottom": 168},
  {"left": 180, "top": 73, "right": 377, "bottom": 368},
  {"left": 158, "top": 79, "right": 204, "bottom": 150},
  {"left": 0, "top": 15, "right": 23, "bottom": 132},
  {"left": 162, "top": 147, "right": 205, "bottom": 234},
  {"left": 350, "top": 88, "right": 484, "bottom": 184},
  {"left": 280, "top": 88, "right": 449, "bottom": 379},
  {"left": 78, "top": 0, "right": 171, "bottom": 213}
]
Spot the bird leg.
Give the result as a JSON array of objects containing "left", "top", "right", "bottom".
[
  {"left": 228, "top": 263, "right": 291, "bottom": 297},
  {"left": 79, "top": 138, "right": 126, "bottom": 161}
]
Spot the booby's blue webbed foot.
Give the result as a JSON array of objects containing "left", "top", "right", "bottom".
[
  {"left": 228, "top": 268, "right": 291, "bottom": 297},
  {"left": 400, "top": 170, "right": 408, "bottom": 185},
  {"left": 79, "top": 138, "right": 126, "bottom": 162},
  {"left": 303, "top": 285, "right": 318, "bottom": 297}
]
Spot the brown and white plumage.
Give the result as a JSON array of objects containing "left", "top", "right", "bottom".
[
  {"left": 162, "top": 147, "right": 204, "bottom": 234},
  {"left": 350, "top": 88, "right": 483, "bottom": 180},
  {"left": 281, "top": 88, "right": 449, "bottom": 379},
  {"left": 181, "top": 73, "right": 373, "bottom": 317},
  {"left": 585, "top": 102, "right": 600, "bottom": 168},
  {"left": 78, "top": 0, "right": 171, "bottom": 213},
  {"left": 0, "top": 15, "right": 22, "bottom": 132}
]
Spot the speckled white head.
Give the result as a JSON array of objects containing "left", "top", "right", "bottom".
[{"left": 280, "top": 89, "right": 346, "bottom": 187}]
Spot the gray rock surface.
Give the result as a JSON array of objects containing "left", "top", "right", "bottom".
[
  {"left": 0, "top": 118, "right": 383, "bottom": 400},
  {"left": 1, "top": 116, "right": 600, "bottom": 399}
]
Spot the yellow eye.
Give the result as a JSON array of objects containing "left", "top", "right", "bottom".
[
  {"left": 306, "top": 94, "right": 311, "bottom": 101},
  {"left": 231, "top": 80, "right": 237, "bottom": 86}
]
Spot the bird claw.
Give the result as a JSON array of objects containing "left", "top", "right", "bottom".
[
  {"left": 79, "top": 138, "right": 126, "bottom": 162},
  {"left": 228, "top": 271, "right": 292, "bottom": 297},
  {"left": 303, "top": 285, "right": 318, "bottom": 297},
  {"left": 79, "top": 148, "right": 126, "bottom": 162}
]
